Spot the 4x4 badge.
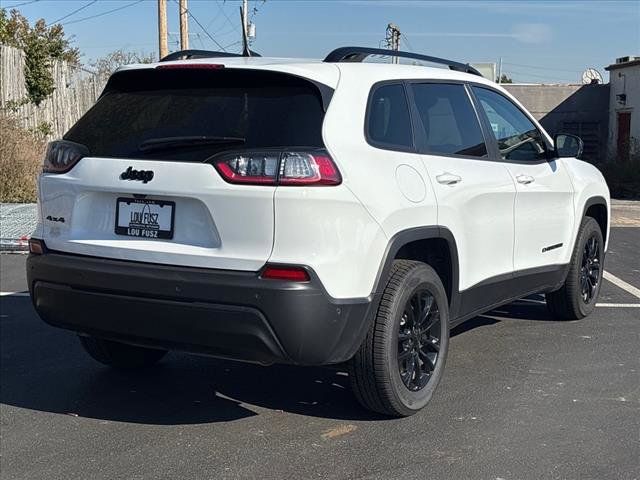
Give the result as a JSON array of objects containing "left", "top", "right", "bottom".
[{"left": 120, "top": 166, "right": 154, "bottom": 184}]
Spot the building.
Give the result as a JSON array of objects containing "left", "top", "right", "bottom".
[
  {"left": 605, "top": 56, "right": 640, "bottom": 162},
  {"left": 504, "top": 83, "right": 609, "bottom": 163}
]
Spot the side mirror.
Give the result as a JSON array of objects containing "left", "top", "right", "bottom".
[{"left": 554, "top": 133, "right": 583, "bottom": 158}]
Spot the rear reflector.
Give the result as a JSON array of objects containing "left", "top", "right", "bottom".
[
  {"left": 261, "top": 265, "right": 310, "bottom": 282},
  {"left": 156, "top": 64, "right": 225, "bottom": 70},
  {"left": 29, "top": 238, "right": 45, "bottom": 255},
  {"left": 213, "top": 150, "right": 341, "bottom": 186}
]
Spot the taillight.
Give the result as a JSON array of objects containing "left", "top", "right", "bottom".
[
  {"left": 43, "top": 140, "right": 89, "bottom": 173},
  {"left": 215, "top": 152, "right": 280, "bottom": 184},
  {"left": 261, "top": 265, "right": 310, "bottom": 282},
  {"left": 213, "top": 150, "right": 341, "bottom": 186}
]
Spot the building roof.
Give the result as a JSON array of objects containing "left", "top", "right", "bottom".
[{"left": 605, "top": 59, "right": 640, "bottom": 71}]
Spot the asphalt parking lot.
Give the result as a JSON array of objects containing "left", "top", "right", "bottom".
[{"left": 1, "top": 228, "right": 638, "bottom": 480}]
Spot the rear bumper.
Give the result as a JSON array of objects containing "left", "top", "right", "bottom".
[{"left": 26, "top": 252, "right": 375, "bottom": 365}]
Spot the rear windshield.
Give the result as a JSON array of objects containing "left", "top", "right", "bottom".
[{"left": 64, "top": 68, "right": 329, "bottom": 161}]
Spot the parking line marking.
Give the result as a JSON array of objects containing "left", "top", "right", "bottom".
[
  {"left": 603, "top": 271, "right": 640, "bottom": 299},
  {"left": 596, "top": 303, "right": 640, "bottom": 308},
  {"left": 0, "top": 292, "right": 29, "bottom": 297}
]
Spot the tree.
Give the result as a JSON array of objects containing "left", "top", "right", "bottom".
[
  {"left": 498, "top": 74, "right": 513, "bottom": 84},
  {"left": 90, "top": 49, "right": 156, "bottom": 78},
  {"left": 0, "top": 8, "right": 79, "bottom": 105}
]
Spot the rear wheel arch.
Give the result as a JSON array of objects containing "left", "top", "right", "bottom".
[
  {"left": 582, "top": 196, "right": 608, "bottom": 245},
  {"left": 372, "top": 227, "right": 460, "bottom": 313}
]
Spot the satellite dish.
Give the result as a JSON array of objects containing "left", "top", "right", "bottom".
[{"left": 582, "top": 68, "right": 603, "bottom": 85}]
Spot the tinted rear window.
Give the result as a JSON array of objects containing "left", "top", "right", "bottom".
[
  {"left": 367, "top": 83, "right": 414, "bottom": 150},
  {"left": 65, "top": 68, "right": 329, "bottom": 161}
]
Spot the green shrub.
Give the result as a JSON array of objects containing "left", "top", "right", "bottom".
[{"left": 0, "top": 8, "right": 79, "bottom": 106}]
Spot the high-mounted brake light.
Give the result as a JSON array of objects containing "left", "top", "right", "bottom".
[
  {"left": 261, "top": 265, "right": 310, "bottom": 282},
  {"left": 43, "top": 140, "right": 89, "bottom": 173},
  {"left": 213, "top": 150, "right": 341, "bottom": 186},
  {"left": 156, "top": 64, "right": 225, "bottom": 70}
]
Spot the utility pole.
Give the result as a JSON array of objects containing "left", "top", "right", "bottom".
[
  {"left": 157, "top": 0, "right": 168, "bottom": 59},
  {"left": 240, "top": 0, "right": 250, "bottom": 56},
  {"left": 242, "top": 0, "right": 249, "bottom": 34},
  {"left": 179, "top": 0, "right": 189, "bottom": 50},
  {"left": 385, "top": 23, "right": 401, "bottom": 64},
  {"left": 497, "top": 57, "right": 503, "bottom": 83}
]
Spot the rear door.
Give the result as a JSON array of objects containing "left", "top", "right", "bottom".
[
  {"left": 471, "top": 86, "right": 575, "bottom": 271},
  {"left": 410, "top": 82, "right": 517, "bottom": 294},
  {"left": 39, "top": 67, "right": 330, "bottom": 270}
]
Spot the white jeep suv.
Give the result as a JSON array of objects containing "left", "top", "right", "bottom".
[{"left": 27, "top": 47, "right": 610, "bottom": 417}]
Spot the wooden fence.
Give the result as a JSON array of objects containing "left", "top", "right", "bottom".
[{"left": 0, "top": 45, "right": 107, "bottom": 139}]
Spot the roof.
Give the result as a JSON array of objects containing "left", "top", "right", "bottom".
[
  {"left": 116, "top": 55, "right": 491, "bottom": 90},
  {"left": 116, "top": 57, "right": 340, "bottom": 88},
  {"left": 605, "top": 59, "right": 640, "bottom": 71}
]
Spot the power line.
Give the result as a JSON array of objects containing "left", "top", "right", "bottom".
[
  {"left": 50, "top": 0, "right": 97, "bottom": 25},
  {"left": 503, "top": 61, "right": 581, "bottom": 74},
  {"left": 5, "top": 0, "right": 40, "bottom": 8},
  {"left": 217, "top": 0, "right": 239, "bottom": 32},
  {"left": 210, "top": 25, "right": 238, "bottom": 39},
  {"left": 205, "top": 9, "right": 222, "bottom": 31},
  {"left": 171, "top": 0, "right": 227, "bottom": 51},
  {"left": 249, "top": 0, "right": 266, "bottom": 21},
  {"left": 401, "top": 34, "right": 414, "bottom": 52},
  {"left": 62, "top": 0, "right": 144, "bottom": 26},
  {"left": 223, "top": 40, "right": 241, "bottom": 50},
  {"left": 507, "top": 69, "right": 577, "bottom": 83}
]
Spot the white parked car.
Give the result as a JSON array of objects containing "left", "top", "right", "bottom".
[{"left": 27, "top": 47, "right": 610, "bottom": 416}]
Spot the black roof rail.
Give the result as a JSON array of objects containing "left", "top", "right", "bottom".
[
  {"left": 160, "top": 49, "right": 261, "bottom": 62},
  {"left": 323, "top": 46, "right": 481, "bottom": 76}
]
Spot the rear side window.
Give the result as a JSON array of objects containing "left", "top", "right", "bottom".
[
  {"left": 410, "top": 83, "right": 487, "bottom": 158},
  {"left": 64, "top": 69, "right": 328, "bottom": 161},
  {"left": 367, "top": 83, "right": 414, "bottom": 150}
]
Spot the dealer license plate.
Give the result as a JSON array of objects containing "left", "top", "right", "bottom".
[{"left": 115, "top": 198, "right": 175, "bottom": 239}]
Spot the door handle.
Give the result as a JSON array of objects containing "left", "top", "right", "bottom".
[
  {"left": 516, "top": 174, "right": 535, "bottom": 185},
  {"left": 436, "top": 172, "right": 462, "bottom": 185}
]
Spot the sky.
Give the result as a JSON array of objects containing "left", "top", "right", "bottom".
[{"left": 3, "top": 0, "right": 640, "bottom": 83}]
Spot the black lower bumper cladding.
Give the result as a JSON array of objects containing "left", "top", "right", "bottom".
[{"left": 26, "top": 252, "right": 374, "bottom": 366}]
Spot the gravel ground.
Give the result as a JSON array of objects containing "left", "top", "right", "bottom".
[{"left": 0, "top": 203, "right": 37, "bottom": 250}]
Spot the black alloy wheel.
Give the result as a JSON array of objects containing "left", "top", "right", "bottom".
[
  {"left": 546, "top": 217, "right": 604, "bottom": 320},
  {"left": 580, "top": 235, "right": 601, "bottom": 303},
  {"left": 349, "top": 260, "right": 450, "bottom": 417},
  {"left": 397, "top": 289, "right": 441, "bottom": 392}
]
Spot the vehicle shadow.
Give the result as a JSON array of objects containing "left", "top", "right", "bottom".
[
  {"left": 0, "top": 295, "right": 552, "bottom": 425},
  {"left": 451, "top": 296, "right": 553, "bottom": 337}
]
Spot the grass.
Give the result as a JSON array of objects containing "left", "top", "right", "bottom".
[{"left": 0, "top": 114, "right": 45, "bottom": 203}]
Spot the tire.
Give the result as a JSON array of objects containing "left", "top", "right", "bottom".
[
  {"left": 546, "top": 217, "right": 604, "bottom": 320},
  {"left": 78, "top": 335, "right": 167, "bottom": 369},
  {"left": 349, "top": 260, "right": 449, "bottom": 417}
]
